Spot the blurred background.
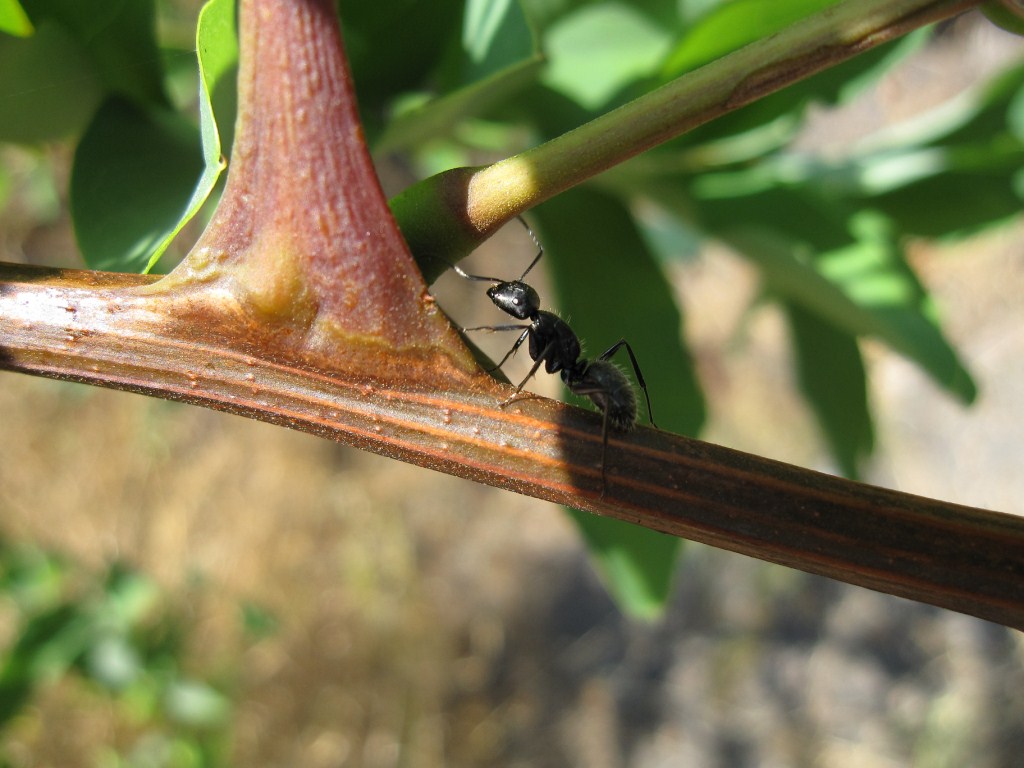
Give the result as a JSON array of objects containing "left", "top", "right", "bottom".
[{"left": 2, "top": 1, "right": 1024, "bottom": 766}]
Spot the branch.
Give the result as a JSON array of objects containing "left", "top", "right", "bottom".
[
  {"left": 2, "top": 0, "right": 1022, "bottom": 631},
  {"left": 2, "top": 263, "right": 1023, "bottom": 630}
]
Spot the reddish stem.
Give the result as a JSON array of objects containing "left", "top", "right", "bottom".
[
  {"left": 151, "top": 0, "right": 478, "bottom": 379},
  {"left": 2, "top": 263, "right": 1023, "bottom": 629},
  {"left": 2, "top": 0, "right": 1022, "bottom": 630}
]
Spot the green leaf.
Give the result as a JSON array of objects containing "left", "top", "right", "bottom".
[
  {"left": 71, "top": 97, "right": 204, "bottom": 272},
  {"left": 338, "top": 0, "right": 464, "bottom": 130},
  {"left": 848, "top": 63, "right": 1024, "bottom": 238},
  {"left": 533, "top": 188, "right": 706, "bottom": 617},
  {"left": 165, "top": 679, "right": 230, "bottom": 728},
  {"left": 98, "top": 562, "right": 160, "bottom": 629},
  {"left": 194, "top": 0, "right": 237, "bottom": 154},
  {"left": 0, "top": 21, "right": 101, "bottom": 142},
  {"left": 982, "top": 1, "right": 1024, "bottom": 37},
  {"left": 701, "top": 193, "right": 977, "bottom": 403},
  {"left": 784, "top": 301, "right": 873, "bottom": 478},
  {"left": 375, "top": 0, "right": 542, "bottom": 154},
  {"left": 0, "top": 603, "right": 91, "bottom": 726},
  {"left": 0, "top": 543, "right": 68, "bottom": 614},
  {"left": 18, "top": 0, "right": 167, "bottom": 106},
  {"left": 377, "top": 58, "right": 544, "bottom": 154},
  {"left": 567, "top": 508, "right": 680, "bottom": 620},
  {"left": 543, "top": 2, "right": 673, "bottom": 109},
  {"left": 463, "top": 0, "right": 536, "bottom": 79},
  {"left": 864, "top": 165, "right": 1024, "bottom": 238},
  {"left": 85, "top": 633, "right": 142, "bottom": 690},
  {"left": 0, "top": 0, "right": 32, "bottom": 36},
  {"left": 143, "top": 0, "right": 235, "bottom": 272}
]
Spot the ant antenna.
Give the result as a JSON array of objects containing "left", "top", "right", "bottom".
[
  {"left": 448, "top": 216, "right": 543, "bottom": 284},
  {"left": 513, "top": 216, "right": 544, "bottom": 281}
]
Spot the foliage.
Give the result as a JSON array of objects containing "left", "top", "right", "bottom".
[
  {"left": 1, "top": 0, "right": 1022, "bottom": 616},
  {"left": 0, "top": 540, "right": 244, "bottom": 766}
]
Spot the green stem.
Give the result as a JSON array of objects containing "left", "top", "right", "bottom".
[{"left": 393, "top": 0, "right": 983, "bottom": 280}]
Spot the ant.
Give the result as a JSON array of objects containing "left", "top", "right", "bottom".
[{"left": 451, "top": 217, "right": 656, "bottom": 489}]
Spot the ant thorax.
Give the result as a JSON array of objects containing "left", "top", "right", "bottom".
[{"left": 528, "top": 310, "right": 581, "bottom": 375}]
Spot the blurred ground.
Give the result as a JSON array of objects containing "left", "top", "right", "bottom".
[{"left": 1, "top": 10, "right": 1024, "bottom": 768}]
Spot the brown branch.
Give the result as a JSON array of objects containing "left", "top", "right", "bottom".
[
  {"left": 2, "top": 0, "right": 1021, "bottom": 631},
  {"left": 2, "top": 262, "right": 1023, "bottom": 630}
]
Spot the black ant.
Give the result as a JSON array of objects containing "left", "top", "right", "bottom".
[{"left": 451, "top": 217, "right": 656, "bottom": 489}]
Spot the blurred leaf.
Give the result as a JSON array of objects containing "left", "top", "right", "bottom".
[
  {"left": 0, "top": 603, "right": 91, "bottom": 726},
  {"left": 463, "top": 0, "right": 536, "bottom": 79},
  {"left": 849, "top": 63, "right": 1024, "bottom": 237},
  {"left": 464, "top": 0, "right": 514, "bottom": 59},
  {"left": 567, "top": 508, "right": 680, "bottom": 619},
  {"left": 375, "top": 0, "right": 542, "bottom": 154},
  {"left": 698, "top": 190, "right": 977, "bottom": 403},
  {"left": 533, "top": 189, "right": 705, "bottom": 617},
  {"left": 0, "top": 543, "right": 67, "bottom": 613},
  {"left": 338, "top": 0, "right": 464, "bottom": 133},
  {"left": 98, "top": 563, "right": 160, "bottom": 629},
  {"left": 240, "top": 601, "right": 280, "bottom": 640},
  {"left": 863, "top": 165, "right": 1024, "bottom": 238},
  {"left": 784, "top": 301, "right": 873, "bottom": 478},
  {"left": 164, "top": 680, "right": 230, "bottom": 728},
  {"left": 143, "top": 0, "right": 234, "bottom": 272},
  {"left": 543, "top": 2, "right": 673, "bottom": 109},
  {"left": 919, "top": 60, "right": 1024, "bottom": 146},
  {"left": 0, "top": 0, "right": 31, "bottom": 35},
  {"left": 0, "top": 21, "right": 101, "bottom": 142},
  {"left": 85, "top": 633, "right": 142, "bottom": 691},
  {"left": 18, "top": 0, "right": 167, "bottom": 106},
  {"left": 71, "top": 97, "right": 204, "bottom": 272},
  {"left": 982, "top": 1, "right": 1024, "bottom": 36},
  {"left": 379, "top": 63, "right": 543, "bottom": 154},
  {"left": 662, "top": 0, "right": 841, "bottom": 77}
]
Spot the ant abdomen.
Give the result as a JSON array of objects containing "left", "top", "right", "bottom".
[{"left": 565, "top": 359, "right": 638, "bottom": 432}]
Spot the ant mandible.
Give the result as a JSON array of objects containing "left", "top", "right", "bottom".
[{"left": 452, "top": 217, "right": 657, "bottom": 489}]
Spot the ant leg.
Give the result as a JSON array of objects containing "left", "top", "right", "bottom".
[
  {"left": 598, "top": 339, "right": 657, "bottom": 428},
  {"left": 461, "top": 325, "right": 530, "bottom": 371},
  {"left": 599, "top": 405, "right": 609, "bottom": 496},
  {"left": 499, "top": 340, "right": 557, "bottom": 407}
]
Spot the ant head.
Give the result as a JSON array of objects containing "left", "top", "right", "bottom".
[{"left": 486, "top": 280, "right": 540, "bottom": 320}]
